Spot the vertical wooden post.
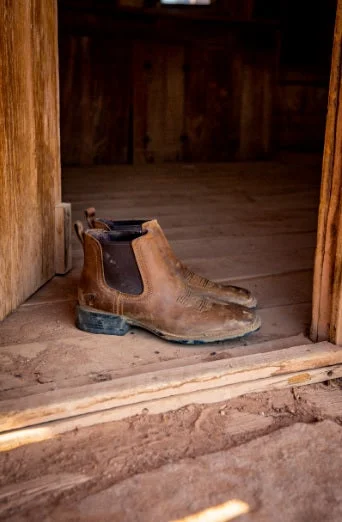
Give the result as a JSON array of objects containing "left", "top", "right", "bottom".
[
  {"left": 55, "top": 203, "right": 72, "bottom": 275},
  {"left": 0, "top": 0, "right": 70, "bottom": 320},
  {"left": 311, "top": 0, "right": 342, "bottom": 344}
]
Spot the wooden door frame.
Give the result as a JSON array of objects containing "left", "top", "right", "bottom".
[
  {"left": 2, "top": 1, "right": 342, "bottom": 450},
  {"left": 1, "top": 0, "right": 339, "bottom": 339},
  {"left": 0, "top": 0, "right": 71, "bottom": 322},
  {"left": 311, "top": 0, "right": 342, "bottom": 345}
]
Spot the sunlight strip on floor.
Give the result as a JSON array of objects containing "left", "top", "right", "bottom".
[
  {"left": 169, "top": 499, "right": 250, "bottom": 522},
  {"left": 0, "top": 426, "right": 55, "bottom": 451}
]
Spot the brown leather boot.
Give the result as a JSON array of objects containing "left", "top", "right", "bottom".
[
  {"left": 74, "top": 219, "right": 261, "bottom": 344},
  {"left": 84, "top": 207, "right": 257, "bottom": 309}
]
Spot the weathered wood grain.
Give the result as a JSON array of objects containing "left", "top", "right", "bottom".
[
  {"left": 55, "top": 203, "right": 72, "bottom": 275},
  {"left": 238, "top": 29, "right": 279, "bottom": 159},
  {"left": 0, "top": 0, "right": 61, "bottom": 320},
  {"left": 59, "top": 35, "right": 131, "bottom": 165},
  {"left": 0, "top": 474, "right": 90, "bottom": 516},
  {"left": 1, "top": 362, "right": 341, "bottom": 452},
  {"left": 311, "top": 0, "right": 342, "bottom": 343},
  {"left": 133, "top": 42, "right": 185, "bottom": 163},
  {"left": 0, "top": 342, "right": 340, "bottom": 433},
  {"left": 184, "top": 40, "right": 240, "bottom": 161},
  {"left": 0, "top": 334, "right": 311, "bottom": 400}
]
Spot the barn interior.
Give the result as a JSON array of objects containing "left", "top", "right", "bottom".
[
  {"left": 1, "top": 0, "right": 336, "bottom": 380},
  {"left": 1, "top": 0, "right": 342, "bottom": 520}
]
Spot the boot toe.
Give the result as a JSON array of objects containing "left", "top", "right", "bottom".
[
  {"left": 220, "top": 305, "right": 261, "bottom": 338},
  {"left": 222, "top": 286, "right": 258, "bottom": 308}
]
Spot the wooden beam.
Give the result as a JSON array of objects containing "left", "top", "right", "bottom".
[
  {"left": 0, "top": 342, "right": 340, "bottom": 434},
  {"left": 331, "top": 205, "right": 342, "bottom": 343},
  {"left": 0, "top": 474, "right": 90, "bottom": 517},
  {"left": 1, "top": 362, "right": 342, "bottom": 452},
  {"left": 0, "top": 0, "right": 61, "bottom": 320},
  {"left": 311, "top": 0, "right": 342, "bottom": 343},
  {"left": 55, "top": 203, "right": 72, "bottom": 275}
]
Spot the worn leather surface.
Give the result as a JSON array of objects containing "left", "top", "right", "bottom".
[
  {"left": 78, "top": 221, "right": 260, "bottom": 341},
  {"left": 85, "top": 208, "right": 257, "bottom": 308}
]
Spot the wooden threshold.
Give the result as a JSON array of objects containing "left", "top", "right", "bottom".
[{"left": 1, "top": 341, "right": 341, "bottom": 451}]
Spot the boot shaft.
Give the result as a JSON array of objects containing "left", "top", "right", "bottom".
[
  {"left": 81, "top": 227, "right": 145, "bottom": 298},
  {"left": 78, "top": 220, "right": 183, "bottom": 312}
]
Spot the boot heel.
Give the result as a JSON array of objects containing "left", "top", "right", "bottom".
[{"left": 76, "top": 305, "right": 131, "bottom": 336}]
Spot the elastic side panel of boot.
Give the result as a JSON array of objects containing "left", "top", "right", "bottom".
[
  {"left": 101, "top": 241, "right": 144, "bottom": 295},
  {"left": 98, "top": 219, "right": 147, "bottom": 233}
]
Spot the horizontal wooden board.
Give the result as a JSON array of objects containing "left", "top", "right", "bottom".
[
  {"left": 0, "top": 473, "right": 90, "bottom": 516},
  {"left": 0, "top": 342, "right": 339, "bottom": 433},
  {"left": 1, "top": 361, "right": 341, "bottom": 452},
  {"left": 0, "top": 334, "right": 311, "bottom": 401}
]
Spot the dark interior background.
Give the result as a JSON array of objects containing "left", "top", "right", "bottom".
[{"left": 58, "top": 0, "right": 337, "bottom": 165}]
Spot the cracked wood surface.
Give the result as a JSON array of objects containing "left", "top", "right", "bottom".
[{"left": 0, "top": 342, "right": 340, "bottom": 437}]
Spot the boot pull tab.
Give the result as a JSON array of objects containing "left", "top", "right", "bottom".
[
  {"left": 74, "top": 220, "right": 85, "bottom": 246},
  {"left": 84, "top": 207, "right": 96, "bottom": 228}
]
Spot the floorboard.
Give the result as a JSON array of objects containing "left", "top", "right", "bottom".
[
  {"left": 1, "top": 342, "right": 342, "bottom": 449},
  {"left": 0, "top": 157, "right": 322, "bottom": 404}
]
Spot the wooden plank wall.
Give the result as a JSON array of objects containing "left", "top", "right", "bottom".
[
  {"left": 58, "top": 12, "right": 279, "bottom": 165},
  {"left": 311, "top": 0, "right": 342, "bottom": 344},
  {"left": 276, "top": 71, "right": 329, "bottom": 152},
  {"left": 133, "top": 42, "right": 185, "bottom": 163},
  {"left": 59, "top": 36, "right": 132, "bottom": 165},
  {"left": 184, "top": 39, "right": 241, "bottom": 162},
  {"left": 0, "top": 0, "right": 61, "bottom": 321},
  {"left": 58, "top": 2, "right": 336, "bottom": 165},
  {"left": 237, "top": 29, "right": 278, "bottom": 160}
]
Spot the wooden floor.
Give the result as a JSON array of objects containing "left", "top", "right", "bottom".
[{"left": 0, "top": 155, "right": 322, "bottom": 401}]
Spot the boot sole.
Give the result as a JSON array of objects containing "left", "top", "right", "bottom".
[{"left": 76, "top": 305, "right": 261, "bottom": 345}]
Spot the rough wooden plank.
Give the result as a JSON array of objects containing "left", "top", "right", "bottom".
[
  {"left": 299, "top": 385, "right": 342, "bottom": 419},
  {"left": 132, "top": 41, "right": 148, "bottom": 164},
  {"left": 331, "top": 202, "right": 342, "bottom": 343},
  {"left": 66, "top": 230, "right": 317, "bottom": 263},
  {"left": 182, "top": 248, "right": 314, "bottom": 281},
  {"left": 0, "top": 474, "right": 90, "bottom": 516},
  {"left": 1, "top": 363, "right": 341, "bottom": 452},
  {"left": 277, "top": 82, "right": 328, "bottom": 152},
  {"left": 184, "top": 41, "right": 240, "bottom": 161},
  {"left": 238, "top": 29, "right": 279, "bottom": 159},
  {"left": 0, "top": 334, "right": 312, "bottom": 400},
  {"left": 36, "top": 420, "right": 342, "bottom": 522},
  {"left": 68, "top": 187, "right": 319, "bottom": 211},
  {"left": 311, "top": 0, "right": 342, "bottom": 342},
  {"left": 55, "top": 203, "right": 72, "bottom": 275},
  {"left": 33, "top": 0, "right": 62, "bottom": 275},
  {"left": 228, "top": 270, "right": 313, "bottom": 309},
  {"left": 0, "top": 0, "right": 60, "bottom": 320},
  {"left": 133, "top": 42, "right": 185, "bottom": 163},
  {"left": 170, "top": 232, "right": 316, "bottom": 259},
  {"left": 164, "top": 45, "right": 185, "bottom": 161},
  {"left": 0, "top": 342, "right": 340, "bottom": 433},
  {"left": 59, "top": 35, "right": 131, "bottom": 165},
  {"left": 146, "top": 44, "right": 169, "bottom": 163}
]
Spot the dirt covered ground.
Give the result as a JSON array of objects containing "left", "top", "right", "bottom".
[{"left": 1, "top": 379, "right": 342, "bottom": 521}]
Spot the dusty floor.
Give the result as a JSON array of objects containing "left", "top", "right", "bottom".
[
  {"left": 1, "top": 155, "right": 337, "bottom": 520},
  {"left": 2, "top": 379, "right": 342, "bottom": 521},
  {"left": 0, "top": 156, "right": 320, "bottom": 397}
]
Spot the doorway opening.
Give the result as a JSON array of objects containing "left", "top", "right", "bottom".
[{"left": 0, "top": 0, "right": 340, "bottom": 439}]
